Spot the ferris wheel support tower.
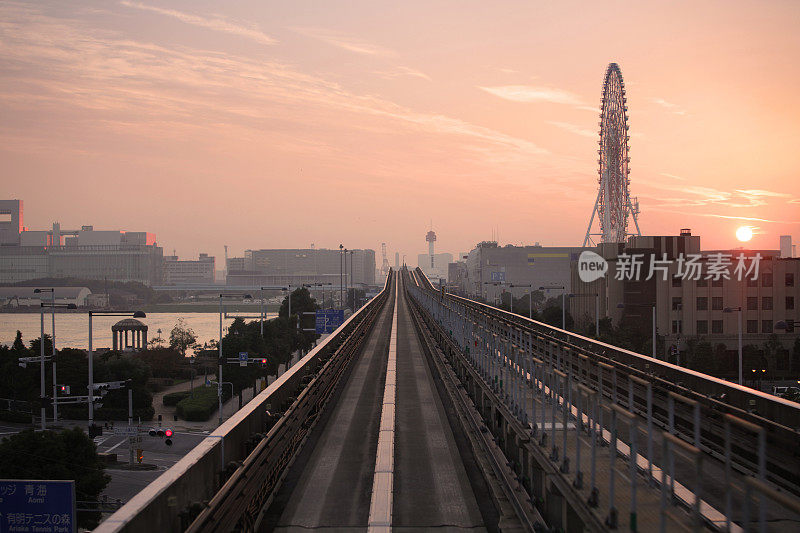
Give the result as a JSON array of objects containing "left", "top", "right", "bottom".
[{"left": 583, "top": 63, "right": 641, "bottom": 246}]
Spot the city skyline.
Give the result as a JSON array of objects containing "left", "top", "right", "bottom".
[{"left": 2, "top": 1, "right": 799, "bottom": 261}]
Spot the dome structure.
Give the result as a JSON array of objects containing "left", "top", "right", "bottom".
[{"left": 112, "top": 318, "right": 148, "bottom": 351}]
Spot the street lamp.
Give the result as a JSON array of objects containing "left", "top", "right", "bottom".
[
  {"left": 349, "top": 250, "right": 354, "bottom": 310},
  {"left": 218, "top": 293, "right": 251, "bottom": 426},
  {"left": 570, "top": 293, "right": 600, "bottom": 337},
  {"left": 483, "top": 281, "right": 509, "bottom": 311},
  {"left": 509, "top": 283, "right": 533, "bottom": 319},
  {"left": 35, "top": 290, "right": 77, "bottom": 430},
  {"left": 339, "top": 244, "right": 344, "bottom": 308},
  {"left": 540, "top": 285, "right": 567, "bottom": 330},
  {"left": 724, "top": 307, "right": 743, "bottom": 385},
  {"left": 617, "top": 302, "right": 656, "bottom": 358},
  {"left": 303, "top": 282, "right": 332, "bottom": 310},
  {"left": 87, "top": 310, "right": 146, "bottom": 429}
]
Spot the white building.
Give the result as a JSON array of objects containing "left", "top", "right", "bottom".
[
  {"left": 164, "top": 253, "right": 215, "bottom": 285},
  {"left": 0, "top": 287, "right": 91, "bottom": 307}
]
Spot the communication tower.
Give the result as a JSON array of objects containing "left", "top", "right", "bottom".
[
  {"left": 380, "top": 243, "right": 390, "bottom": 277},
  {"left": 426, "top": 230, "right": 437, "bottom": 269}
]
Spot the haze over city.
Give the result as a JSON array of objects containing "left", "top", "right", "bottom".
[{"left": 2, "top": 0, "right": 799, "bottom": 260}]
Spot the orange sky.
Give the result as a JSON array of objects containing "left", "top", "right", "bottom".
[{"left": 2, "top": 0, "right": 799, "bottom": 263}]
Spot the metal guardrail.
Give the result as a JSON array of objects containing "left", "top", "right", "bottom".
[
  {"left": 410, "top": 267, "right": 800, "bottom": 531},
  {"left": 96, "top": 273, "right": 392, "bottom": 532},
  {"left": 412, "top": 269, "right": 800, "bottom": 495}
]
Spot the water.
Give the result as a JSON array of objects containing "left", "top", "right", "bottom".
[{"left": 0, "top": 312, "right": 277, "bottom": 351}]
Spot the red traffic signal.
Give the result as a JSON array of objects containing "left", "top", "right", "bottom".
[
  {"left": 164, "top": 428, "right": 173, "bottom": 446},
  {"left": 164, "top": 429, "right": 173, "bottom": 437}
]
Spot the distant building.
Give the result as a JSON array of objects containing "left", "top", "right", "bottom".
[
  {"left": 417, "top": 252, "right": 453, "bottom": 281},
  {"left": 0, "top": 200, "right": 23, "bottom": 246},
  {"left": 226, "top": 248, "right": 376, "bottom": 287},
  {"left": 459, "top": 241, "right": 591, "bottom": 303},
  {"left": 0, "top": 286, "right": 91, "bottom": 307},
  {"left": 447, "top": 261, "right": 467, "bottom": 293},
  {"left": 570, "top": 231, "right": 800, "bottom": 358},
  {"left": 226, "top": 256, "right": 246, "bottom": 273},
  {"left": 0, "top": 203, "right": 164, "bottom": 285},
  {"left": 164, "top": 253, "right": 215, "bottom": 285}
]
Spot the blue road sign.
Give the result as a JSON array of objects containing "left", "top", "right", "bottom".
[
  {"left": 315, "top": 310, "right": 345, "bottom": 334},
  {"left": 238, "top": 352, "right": 248, "bottom": 362},
  {"left": 490, "top": 271, "right": 506, "bottom": 282},
  {"left": 0, "top": 479, "right": 76, "bottom": 533}
]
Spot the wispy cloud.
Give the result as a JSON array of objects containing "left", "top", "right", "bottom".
[
  {"left": 0, "top": 3, "right": 550, "bottom": 175},
  {"left": 648, "top": 97, "right": 687, "bottom": 116},
  {"left": 735, "top": 189, "right": 791, "bottom": 198},
  {"left": 660, "top": 172, "right": 686, "bottom": 181},
  {"left": 649, "top": 208, "right": 800, "bottom": 224},
  {"left": 120, "top": 1, "right": 277, "bottom": 45},
  {"left": 373, "top": 66, "right": 431, "bottom": 81},
  {"left": 547, "top": 121, "right": 595, "bottom": 138},
  {"left": 291, "top": 26, "right": 393, "bottom": 56},
  {"left": 478, "top": 85, "right": 584, "bottom": 106}
]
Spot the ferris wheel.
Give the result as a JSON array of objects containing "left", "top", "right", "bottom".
[{"left": 583, "top": 63, "right": 641, "bottom": 246}]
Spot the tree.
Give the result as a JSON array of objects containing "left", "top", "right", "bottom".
[
  {"left": 0, "top": 428, "right": 110, "bottom": 529},
  {"left": 138, "top": 347, "right": 189, "bottom": 379},
  {"left": 169, "top": 319, "right": 198, "bottom": 357},
  {"left": 540, "top": 304, "right": 574, "bottom": 330},
  {"left": 29, "top": 334, "right": 53, "bottom": 358},
  {"left": 11, "top": 330, "right": 26, "bottom": 354}
]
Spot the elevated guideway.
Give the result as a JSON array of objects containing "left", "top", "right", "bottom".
[{"left": 98, "top": 266, "right": 800, "bottom": 533}]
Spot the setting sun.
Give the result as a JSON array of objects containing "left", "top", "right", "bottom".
[{"left": 736, "top": 226, "right": 754, "bottom": 242}]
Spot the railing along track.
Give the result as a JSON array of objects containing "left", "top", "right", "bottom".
[{"left": 185, "top": 275, "right": 392, "bottom": 532}]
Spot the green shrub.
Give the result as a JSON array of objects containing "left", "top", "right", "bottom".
[
  {"left": 163, "top": 391, "right": 191, "bottom": 406},
  {"left": 175, "top": 386, "right": 231, "bottom": 422}
]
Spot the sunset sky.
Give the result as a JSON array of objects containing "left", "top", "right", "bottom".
[{"left": 2, "top": 0, "right": 799, "bottom": 263}]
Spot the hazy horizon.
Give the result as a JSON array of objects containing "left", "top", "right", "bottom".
[{"left": 3, "top": 0, "right": 799, "bottom": 263}]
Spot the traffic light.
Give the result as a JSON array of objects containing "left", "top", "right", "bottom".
[
  {"left": 164, "top": 428, "right": 173, "bottom": 446},
  {"left": 136, "top": 449, "right": 143, "bottom": 464},
  {"left": 260, "top": 358, "right": 267, "bottom": 367},
  {"left": 58, "top": 385, "right": 70, "bottom": 395}
]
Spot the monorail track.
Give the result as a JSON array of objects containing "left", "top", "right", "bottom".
[{"left": 187, "top": 271, "right": 540, "bottom": 532}]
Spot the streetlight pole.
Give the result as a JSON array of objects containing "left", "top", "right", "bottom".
[
  {"left": 50, "top": 290, "right": 57, "bottom": 422},
  {"left": 652, "top": 306, "right": 656, "bottom": 360},
  {"left": 39, "top": 299, "right": 46, "bottom": 430},
  {"left": 34, "top": 288, "right": 64, "bottom": 430},
  {"left": 339, "top": 244, "right": 344, "bottom": 308},
  {"left": 539, "top": 285, "right": 566, "bottom": 329},
  {"left": 568, "top": 293, "right": 600, "bottom": 337},
  {"left": 349, "top": 250, "right": 354, "bottom": 310},
  {"left": 725, "top": 307, "right": 743, "bottom": 385},
  {"left": 587, "top": 294, "right": 599, "bottom": 337},
  {"left": 218, "top": 295, "right": 223, "bottom": 427},
  {"left": 218, "top": 292, "right": 251, "bottom": 426}
]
